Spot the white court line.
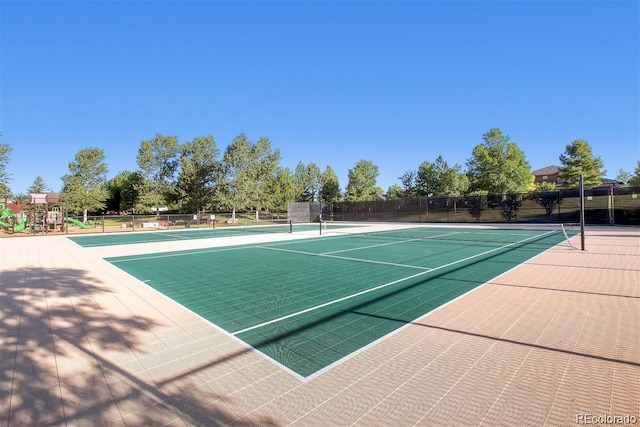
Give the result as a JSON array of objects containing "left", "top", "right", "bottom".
[
  {"left": 105, "top": 235, "right": 313, "bottom": 262},
  {"left": 152, "top": 231, "right": 191, "bottom": 240},
  {"left": 73, "top": 229, "right": 196, "bottom": 247},
  {"left": 322, "top": 232, "right": 462, "bottom": 255},
  {"left": 259, "top": 246, "right": 432, "bottom": 270},
  {"left": 232, "top": 229, "right": 558, "bottom": 336},
  {"left": 107, "top": 244, "right": 250, "bottom": 262}
]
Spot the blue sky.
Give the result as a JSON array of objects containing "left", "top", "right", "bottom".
[{"left": 1, "top": 0, "right": 638, "bottom": 195}]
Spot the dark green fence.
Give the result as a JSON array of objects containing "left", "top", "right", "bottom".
[{"left": 332, "top": 186, "right": 640, "bottom": 225}]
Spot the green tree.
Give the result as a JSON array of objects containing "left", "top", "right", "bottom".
[
  {"left": 430, "top": 155, "right": 469, "bottom": 196},
  {"left": 345, "top": 159, "right": 380, "bottom": 201},
  {"left": 27, "top": 176, "right": 51, "bottom": 194},
  {"left": 627, "top": 161, "right": 640, "bottom": 185},
  {"left": 270, "top": 167, "right": 297, "bottom": 213},
  {"left": 558, "top": 140, "right": 605, "bottom": 188},
  {"left": 220, "top": 134, "right": 252, "bottom": 220},
  {"left": 219, "top": 134, "right": 280, "bottom": 220},
  {"left": 175, "top": 136, "right": 221, "bottom": 214},
  {"left": 61, "top": 148, "right": 110, "bottom": 222},
  {"left": 386, "top": 184, "right": 404, "bottom": 199},
  {"left": 136, "top": 133, "right": 180, "bottom": 214},
  {"left": 0, "top": 140, "right": 12, "bottom": 197},
  {"left": 320, "top": 166, "right": 341, "bottom": 203},
  {"left": 106, "top": 171, "right": 142, "bottom": 213},
  {"left": 246, "top": 137, "right": 280, "bottom": 218},
  {"left": 466, "top": 128, "right": 532, "bottom": 194},
  {"left": 399, "top": 170, "right": 417, "bottom": 198},
  {"left": 294, "top": 162, "right": 322, "bottom": 202},
  {"left": 533, "top": 181, "right": 557, "bottom": 192},
  {"left": 530, "top": 185, "right": 562, "bottom": 216},
  {"left": 415, "top": 161, "right": 436, "bottom": 196},
  {"left": 616, "top": 169, "right": 630, "bottom": 185}
]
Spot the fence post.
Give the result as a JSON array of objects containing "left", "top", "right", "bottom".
[
  {"left": 426, "top": 195, "right": 429, "bottom": 221},
  {"left": 579, "top": 175, "right": 586, "bottom": 250},
  {"left": 609, "top": 187, "right": 615, "bottom": 225},
  {"left": 447, "top": 198, "right": 450, "bottom": 223}
]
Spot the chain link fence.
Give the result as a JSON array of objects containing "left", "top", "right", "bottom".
[{"left": 4, "top": 211, "right": 290, "bottom": 235}]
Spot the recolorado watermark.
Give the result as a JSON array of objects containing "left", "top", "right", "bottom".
[{"left": 576, "top": 414, "right": 637, "bottom": 424}]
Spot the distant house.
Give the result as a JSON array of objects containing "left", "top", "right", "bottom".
[
  {"left": 599, "top": 178, "right": 624, "bottom": 189},
  {"left": 4, "top": 201, "right": 23, "bottom": 215},
  {"left": 532, "top": 165, "right": 623, "bottom": 189},
  {"left": 532, "top": 165, "right": 564, "bottom": 188}
]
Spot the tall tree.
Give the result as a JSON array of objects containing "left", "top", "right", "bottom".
[
  {"left": 386, "top": 184, "right": 404, "bottom": 199},
  {"left": 246, "top": 137, "right": 280, "bottom": 218},
  {"left": 293, "top": 162, "right": 322, "bottom": 202},
  {"left": 399, "top": 170, "right": 417, "bottom": 198},
  {"left": 136, "top": 133, "right": 180, "bottom": 213},
  {"left": 106, "top": 171, "right": 142, "bottom": 213},
  {"left": 175, "top": 136, "right": 220, "bottom": 214},
  {"left": 466, "top": 128, "right": 532, "bottom": 193},
  {"left": 0, "top": 139, "right": 12, "bottom": 197},
  {"left": 430, "top": 156, "right": 469, "bottom": 196},
  {"left": 558, "top": 139, "right": 605, "bottom": 188},
  {"left": 220, "top": 134, "right": 252, "bottom": 220},
  {"left": 629, "top": 161, "right": 640, "bottom": 185},
  {"left": 320, "top": 166, "right": 341, "bottom": 203},
  {"left": 615, "top": 169, "right": 630, "bottom": 185},
  {"left": 219, "top": 134, "right": 280, "bottom": 220},
  {"left": 415, "top": 161, "right": 436, "bottom": 196},
  {"left": 270, "top": 167, "right": 297, "bottom": 213},
  {"left": 27, "top": 176, "right": 51, "bottom": 194},
  {"left": 61, "top": 148, "right": 109, "bottom": 222},
  {"left": 344, "top": 159, "right": 380, "bottom": 201}
]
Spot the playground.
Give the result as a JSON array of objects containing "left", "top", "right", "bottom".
[
  {"left": 0, "top": 199, "right": 296, "bottom": 236},
  {"left": 0, "top": 193, "right": 106, "bottom": 235}
]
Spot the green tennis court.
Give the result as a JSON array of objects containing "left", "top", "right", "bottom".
[
  {"left": 105, "top": 226, "right": 576, "bottom": 378},
  {"left": 68, "top": 222, "right": 319, "bottom": 247}
]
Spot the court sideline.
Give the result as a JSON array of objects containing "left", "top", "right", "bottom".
[{"left": 1, "top": 226, "right": 638, "bottom": 426}]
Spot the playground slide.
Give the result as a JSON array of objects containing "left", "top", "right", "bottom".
[
  {"left": 1, "top": 208, "right": 14, "bottom": 220},
  {"left": 13, "top": 220, "right": 27, "bottom": 233},
  {"left": 64, "top": 217, "right": 94, "bottom": 229},
  {"left": 1, "top": 208, "right": 20, "bottom": 230}
]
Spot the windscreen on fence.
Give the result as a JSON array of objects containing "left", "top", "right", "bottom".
[{"left": 331, "top": 186, "right": 640, "bottom": 225}]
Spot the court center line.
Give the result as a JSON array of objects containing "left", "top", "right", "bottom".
[
  {"left": 151, "top": 231, "right": 191, "bottom": 240},
  {"left": 232, "top": 230, "right": 558, "bottom": 336},
  {"left": 258, "top": 246, "right": 433, "bottom": 270},
  {"left": 321, "top": 232, "right": 463, "bottom": 255}
]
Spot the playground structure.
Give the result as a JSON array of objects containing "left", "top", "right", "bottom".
[
  {"left": 0, "top": 193, "right": 90, "bottom": 234},
  {"left": 28, "top": 193, "right": 91, "bottom": 233},
  {"left": 24, "top": 193, "right": 62, "bottom": 233}
]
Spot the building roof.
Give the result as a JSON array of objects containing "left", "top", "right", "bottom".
[
  {"left": 532, "top": 165, "right": 562, "bottom": 176},
  {"left": 2, "top": 202, "right": 24, "bottom": 215},
  {"left": 29, "top": 192, "right": 62, "bottom": 204}
]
